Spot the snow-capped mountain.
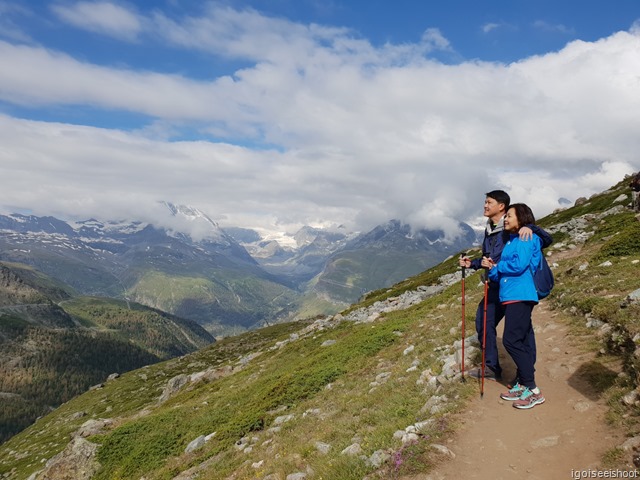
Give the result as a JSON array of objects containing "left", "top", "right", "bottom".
[
  {"left": 161, "top": 202, "right": 230, "bottom": 244},
  {"left": 226, "top": 225, "right": 358, "bottom": 287},
  {"left": 310, "top": 219, "right": 477, "bottom": 303},
  {"left": 226, "top": 219, "right": 477, "bottom": 302},
  {"left": 0, "top": 210, "right": 298, "bottom": 336},
  {"left": 0, "top": 207, "right": 479, "bottom": 331}
]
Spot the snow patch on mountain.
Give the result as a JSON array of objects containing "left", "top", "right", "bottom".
[{"left": 161, "top": 202, "right": 229, "bottom": 244}]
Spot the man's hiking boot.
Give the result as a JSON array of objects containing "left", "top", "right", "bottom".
[
  {"left": 500, "top": 383, "right": 525, "bottom": 401},
  {"left": 512, "top": 388, "right": 545, "bottom": 410},
  {"left": 468, "top": 367, "right": 501, "bottom": 381}
]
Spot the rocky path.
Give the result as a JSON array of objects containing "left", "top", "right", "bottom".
[{"left": 403, "top": 303, "right": 625, "bottom": 480}]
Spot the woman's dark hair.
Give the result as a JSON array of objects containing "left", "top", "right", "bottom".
[{"left": 508, "top": 203, "right": 536, "bottom": 227}]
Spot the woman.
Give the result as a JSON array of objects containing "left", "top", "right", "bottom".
[{"left": 486, "top": 203, "right": 545, "bottom": 410}]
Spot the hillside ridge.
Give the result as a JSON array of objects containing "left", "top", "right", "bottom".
[{"left": 0, "top": 264, "right": 215, "bottom": 444}]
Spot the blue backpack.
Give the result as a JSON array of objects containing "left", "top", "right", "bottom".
[{"left": 532, "top": 254, "right": 554, "bottom": 299}]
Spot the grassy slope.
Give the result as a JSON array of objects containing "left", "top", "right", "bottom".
[
  {"left": 127, "top": 269, "right": 299, "bottom": 336},
  {"left": 61, "top": 296, "right": 213, "bottom": 359},
  {"left": 316, "top": 249, "right": 443, "bottom": 304},
  {"left": 0, "top": 261, "right": 75, "bottom": 302},
  {"left": 1, "top": 177, "right": 639, "bottom": 478}
]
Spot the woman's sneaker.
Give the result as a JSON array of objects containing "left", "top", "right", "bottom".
[
  {"left": 513, "top": 388, "right": 545, "bottom": 410},
  {"left": 500, "top": 383, "right": 525, "bottom": 401}
]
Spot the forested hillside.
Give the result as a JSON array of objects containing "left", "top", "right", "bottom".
[{"left": 0, "top": 263, "right": 214, "bottom": 444}]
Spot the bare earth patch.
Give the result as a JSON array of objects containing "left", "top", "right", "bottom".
[{"left": 401, "top": 302, "right": 625, "bottom": 480}]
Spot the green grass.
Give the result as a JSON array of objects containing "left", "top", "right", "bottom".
[
  {"left": 127, "top": 269, "right": 298, "bottom": 336},
  {"left": 61, "top": 296, "right": 213, "bottom": 359}
]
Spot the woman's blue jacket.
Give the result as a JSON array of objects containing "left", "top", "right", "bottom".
[{"left": 488, "top": 233, "right": 542, "bottom": 303}]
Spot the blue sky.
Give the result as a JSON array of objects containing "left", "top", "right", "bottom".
[{"left": 1, "top": 1, "right": 639, "bottom": 239}]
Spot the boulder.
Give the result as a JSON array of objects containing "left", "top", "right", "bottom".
[
  {"left": 32, "top": 437, "right": 100, "bottom": 480},
  {"left": 185, "top": 435, "right": 206, "bottom": 453},
  {"left": 158, "top": 374, "right": 189, "bottom": 404},
  {"left": 74, "top": 418, "right": 113, "bottom": 438}
]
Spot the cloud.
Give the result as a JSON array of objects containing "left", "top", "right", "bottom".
[
  {"left": 481, "top": 21, "right": 516, "bottom": 34},
  {"left": 482, "top": 22, "right": 502, "bottom": 34},
  {"left": 0, "top": 2, "right": 33, "bottom": 42},
  {"left": 532, "top": 20, "right": 575, "bottom": 35},
  {"left": 51, "top": 1, "right": 142, "bottom": 41},
  {"left": 420, "top": 28, "right": 451, "bottom": 51},
  {"left": 0, "top": 5, "right": 639, "bottom": 239}
]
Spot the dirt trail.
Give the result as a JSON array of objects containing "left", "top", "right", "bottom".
[{"left": 404, "top": 303, "right": 625, "bottom": 480}]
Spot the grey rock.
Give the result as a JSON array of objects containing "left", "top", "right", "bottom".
[
  {"left": 158, "top": 374, "right": 189, "bottom": 403},
  {"left": 273, "top": 414, "right": 295, "bottom": 426},
  {"left": 586, "top": 318, "right": 604, "bottom": 329},
  {"left": 315, "top": 442, "right": 332, "bottom": 455},
  {"left": 402, "top": 433, "right": 419, "bottom": 444},
  {"left": 431, "top": 444, "right": 455, "bottom": 458},
  {"left": 628, "top": 288, "right": 640, "bottom": 303},
  {"left": 74, "top": 418, "right": 113, "bottom": 438},
  {"left": 35, "top": 437, "right": 100, "bottom": 480},
  {"left": 286, "top": 474, "right": 307, "bottom": 480},
  {"left": 185, "top": 435, "right": 206, "bottom": 453},
  {"left": 367, "top": 450, "right": 391, "bottom": 468},
  {"left": 68, "top": 411, "right": 87, "bottom": 420},
  {"left": 622, "top": 390, "right": 640, "bottom": 407},
  {"left": 621, "top": 436, "right": 640, "bottom": 452},
  {"left": 341, "top": 443, "right": 363, "bottom": 456}
]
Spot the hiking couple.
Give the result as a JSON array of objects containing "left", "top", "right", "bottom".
[{"left": 459, "top": 190, "right": 552, "bottom": 410}]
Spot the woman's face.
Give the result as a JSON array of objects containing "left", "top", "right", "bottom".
[{"left": 504, "top": 207, "right": 520, "bottom": 232}]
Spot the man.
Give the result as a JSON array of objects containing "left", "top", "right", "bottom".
[
  {"left": 459, "top": 190, "right": 552, "bottom": 381},
  {"left": 631, "top": 172, "right": 640, "bottom": 213}
]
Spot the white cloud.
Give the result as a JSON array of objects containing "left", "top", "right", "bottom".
[
  {"left": 482, "top": 22, "right": 501, "bottom": 34},
  {"left": 0, "top": 6, "right": 639, "bottom": 239},
  {"left": 420, "top": 28, "right": 451, "bottom": 51},
  {"left": 532, "top": 20, "right": 575, "bottom": 35},
  {"left": 481, "top": 21, "right": 516, "bottom": 34},
  {"left": 51, "top": 1, "right": 142, "bottom": 41},
  {"left": 0, "top": 2, "right": 33, "bottom": 42}
]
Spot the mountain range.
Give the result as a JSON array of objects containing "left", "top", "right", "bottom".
[{"left": 0, "top": 206, "right": 478, "bottom": 335}]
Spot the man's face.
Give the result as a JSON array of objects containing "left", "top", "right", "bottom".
[{"left": 483, "top": 197, "right": 504, "bottom": 219}]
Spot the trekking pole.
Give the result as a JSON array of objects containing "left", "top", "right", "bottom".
[
  {"left": 481, "top": 273, "right": 489, "bottom": 399},
  {"left": 460, "top": 254, "right": 466, "bottom": 382}
]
